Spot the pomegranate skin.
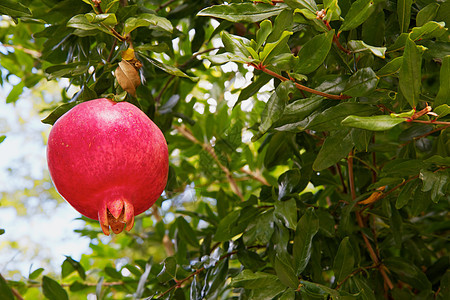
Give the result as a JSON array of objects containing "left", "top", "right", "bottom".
[{"left": 47, "top": 98, "right": 168, "bottom": 235}]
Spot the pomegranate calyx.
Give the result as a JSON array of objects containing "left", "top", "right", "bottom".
[{"left": 98, "top": 199, "right": 135, "bottom": 235}]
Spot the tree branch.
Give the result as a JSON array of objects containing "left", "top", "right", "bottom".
[{"left": 174, "top": 125, "right": 244, "bottom": 200}]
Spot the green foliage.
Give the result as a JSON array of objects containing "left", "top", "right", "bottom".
[{"left": 0, "top": 0, "right": 449, "bottom": 299}]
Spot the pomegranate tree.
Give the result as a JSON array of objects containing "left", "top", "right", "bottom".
[{"left": 47, "top": 98, "right": 169, "bottom": 235}]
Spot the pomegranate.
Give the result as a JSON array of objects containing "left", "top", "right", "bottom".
[{"left": 47, "top": 98, "right": 168, "bottom": 235}]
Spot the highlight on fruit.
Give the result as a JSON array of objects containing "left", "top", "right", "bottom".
[{"left": 47, "top": 98, "right": 169, "bottom": 235}]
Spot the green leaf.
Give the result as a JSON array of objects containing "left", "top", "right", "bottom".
[
  {"left": 307, "top": 103, "right": 378, "bottom": 132},
  {"left": 0, "top": 136, "right": 5, "bottom": 144},
  {"left": 300, "top": 280, "right": 340, "bottom": 299},
  {"left": 231, "top": 270, "right": 279, "bottom": 289},
  {"left": 344, "top": 67, "right": 378, "bottom": 97},
  {"left": 274, "top": 254, "right": 299, "bottom": 289},
  {"left": 254, "top": 81, "right": 294, "bottom": 139},
  {"left": 221, "top": 32, "right": 252, "bottom": 58},
  {"left": 434, "top": 105, "right": 450, "bottom": 118},
  {"left": 260, "top": 30, "right": 293, "bottom": 65},
  {"left": 104, "top": 266, "right": 122, "bottom": 279},
  {"left": 0, "top": 274, "right": 14, "bottom": 300},
  {"left": 384, "top": 257, "right": 432, "bottom": 291},
  {"left": 339, "top": 0, "right": 379, "bottom": 33},
  {"left": 42, "top": 276, "right": 69, "bottom": 300},
  {"left": 313, "top": 129, "right": 353, "bottom": 171},
  {"left": 342, "top": 115, "right": 405, "bottom": 131},
  {"left": 410, "top": 21, "right": 447, "bottom": 41},
  {"left": 274, "top": 198, "right": 298, "bottom": 230},
  {"left": 6, "top": 81, "right": 24, "bottom": 103},
  {"left": 396, "top": 178, "right": 420, "bottom": 209},
  {"left": 255, "top": 20, "right": 272, "bottom": 52},
  {"left": 416, "top": 3, "right": 440, "bottom": 27},
  {"left": 397, "top": 0, "right": 412, "bottom": 33},
  {"left": 140, "top": 54, "right": 194, "bottom": 80},
  {"left": 348, "top": 40, "right": 386, "bottom": 58},
  {"left": 284, "top": 0, "right": 318, "bottom": 13},
  {"left": 67, "top": 14, "right": 115, "bottom": 37},
  {"left": 41, "top": 102, "right": 82, "bottom": 125},
  {"left": 296, "top": 30, "right": 334, "bottom": 74},
  {"left": 157, "top": 257, "right": 177, "bottom": 283},
  {"left": 436, "top": 55, "right": 450, "bottom": 106},
  {"left": 29, "top": 268, "right": 45, "bottom": 280},
  {"left": 377, "top": 57, "right": 403, "bottom": 77},
  {"left": 198, "top": 3, "right": 287, "bottom": 23},
  {"left": 123, "top": 13, "right": 173, "bottom": 34},
  {"left": 61, "top": 256, "right": 86, "bottom": 280},
  {"left": 0, "top": 0, "right": 31, "bottom": 18},
  {"left": 45, "top": 63, "right": 90, "bottom": 80},
  {"left": 399, "top": 38, "right": 423, "bottom": 108},
  {"left": 236, "top": 73, "right": 271, "bottom": 106},
  {"left": 419, "top": 169, "right": 448, "bottom": 203},
  {"left": 278, "top": 169, "right": 301, "bottom": 200},
  {"left": 177, "top": 216, "right": 199, "bottom": 247},
  {"left": 0, "top": 228, "right": 5, "bottom": 235},
  {"left": 333, "top": 237, "right": 355, "bottom": 283},
  {"left": 84, "top": 13, "right": 117, "bottom": 26},
  {"left": 293, "top": 207, "right": 319, "bottom": 275},
  {"left": 243, "top": 210, "right": 275, "bottom": 245},
  {"left": 390, "top": 200, "right": 403, "bottom": 247},
  {"left": 267, "top": 9, "right": 294, "bottom": 43}
]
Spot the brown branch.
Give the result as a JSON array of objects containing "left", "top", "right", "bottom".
[
  {"left": 347, "top": 151, "right": 356, "bottom": 200},
  {"left": 410, "top": 119, "right": 450, "bottom": 125},
  {"left": 400, "top": 124, "right": 450, "bottom": 148},
  {"left": 257, "top": 65, "right": 351, "bottom": 100},
  {"left": 174, "top": 125, "right": 244, "bottom": 200},
  {"left": 239, "top": 167, "right": 269, "bottom": 186}
]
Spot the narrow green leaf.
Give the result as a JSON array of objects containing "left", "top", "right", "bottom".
[
  {"left": 341, "top": 115, "right": 405, "bottom": 131},
  {"left": 123, "top": 13, "right": 173, "bottom": 34},
  {"left": 434, "top": 104, "right": 450, "bottom": 118},
  {"left": 255, "top": 20, "right": 272, "bottom": 52},
  {"left": 416, "top": 3, "right": 440, "bottom": 27},
  {"left": 231, "top": 270, "right": 280, "bottom": 289},
  {"left": 339, "top": 0, "right": 379, "bottom": 33},
  {"left": 177, "top": 217, "right": 199, "bottom": 247},
  {"left": 67, "top": 15, "right": 115, "bottom": 37},
  {"left": 284, "top": 0, "right": 318, "bottom": 13},
  {"left": 42, "top": 276, "right": 69, "bottom": 300},
  {"left": 0, "top": 136, "right": 5, "bottom": 144},
  {"left": 293, "top": 207, "right": 319, "bottom": 275},
  {"left": 6, "top": 81, "right": 24, "bottom": 103},
  {"left": 307, "top": 103, "right": 378, "bottom": 132},
  {"left": 344, "top": 67, "right": 378, "bottom": 97},
  {"left": 397, "top": 0, "right": 412, "bottom": 33},
  {"left": 0, "top": 0, "right": 31, "bottom": 18},
  {"left": 348, "top": 40, "right": 386, "bottom": 58},
  {"left": 435, "top": 55, "right": 450, "bottom": 106},
  {"left": 198, "top": 3, "right": 287, "bottom": 23},
  {"left": 384, "top": 257, "right": 432, "bottom": 291},
  {"left": 29, "top": 268, "right": 45, "bottom": 280},
  {"left": 259, "top": 31, "right": 292, "bottom": 65},
  {"left": 399, "top": 37, "right": 423, "bottom": 108},
  {"left": 390, "top": 201, "right": 403, "bottom": 247},
  {"left": 377, "top": 57, "right": 403, "bottom": 77},
  {"left": 300, "top": 280, "right": 340, "bottom": 299},
  {"left": 410, "top": 21, "right": 447, "bottom": 41},
  {"left": 221, "top": 32, "right": 252, "bottom": 58},
  {"left": 396, "top": 178, "right": 420, "bottom": 209},
  {"left": 140, "top": 54, "right": 194, "bottom": 80},
  {"left": 419, "top": 169, "right": 448, "bottom": 203},
  {"left": 255, "top": 81, "right": 294, "bottom": 138},
  {"left": 236, "top": 73, "right": 271, "bottom": 106},
  {"left": 333, "top": 237, "right": 355, "bottom": 283},
  {"left": 41, "top": 102, "right": 82, "bottom": 125},
  {"left": 313, "top": 129, "right": 353, "bottom": 171},
  {"left": 267, "top": 9, "right": 294, "bottom": 43},
  {"left": 274, "top": 254, "right": 299, "bottom": 289},
  {"left": 296, "top": 30, "right": 334, "bottom": 74}
]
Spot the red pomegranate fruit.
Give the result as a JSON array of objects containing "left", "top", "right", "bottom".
[{"left": 47, "top": 98, "right": 169, "bottom": 235}]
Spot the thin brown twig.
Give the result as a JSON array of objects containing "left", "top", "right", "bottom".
[
  {"left": 410, "top": 119, "right": 450, "bottom": 125},
  {"left": 347, "top": 151, "right": 356, "bottom": 200},
  {"left": 257, "top": 64, "right": 351, "bottom": 100},
  {"left": 155, "top": 0, "right": 177, "bottom": 12},
  {"left": 239, "top": 167, "right": 269, "bottom": 186},
  {"left": 174, "top": 125, "right": 244, "bottom": 200},
  {"left": 400, "top": 124, "right": 450, "bottom": 147}
]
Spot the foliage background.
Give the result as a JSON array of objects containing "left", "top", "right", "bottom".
[{"left": 0, "top": 0, "right": 449, "bottom": 299}]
